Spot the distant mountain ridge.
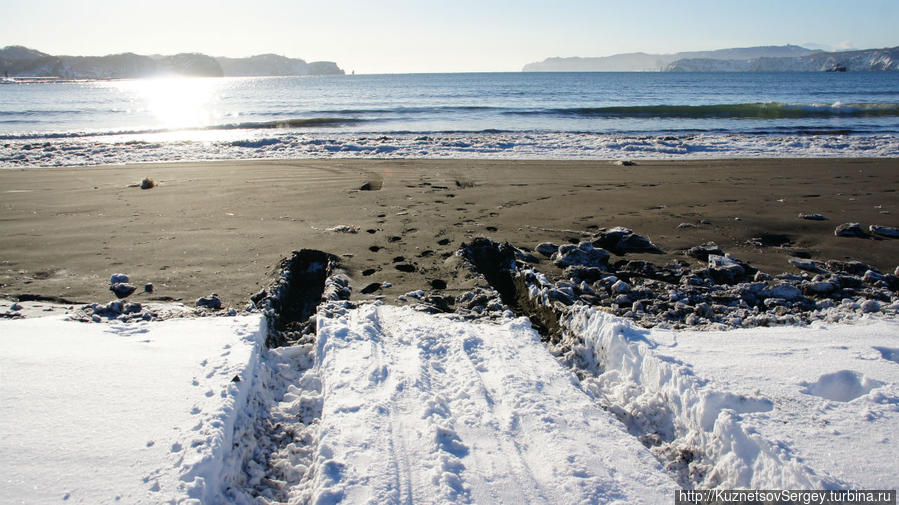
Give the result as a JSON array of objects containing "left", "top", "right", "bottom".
[
  {"left": 523, "top": 45, "right": 898, "bottom": 72},
  {"left": 665, "top": 46, "right": 899, "bottom": 72},
  {"left": 0, "top": 46, "right": 344, "bottom": 79}
]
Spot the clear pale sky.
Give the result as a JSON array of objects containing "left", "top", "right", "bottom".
[{"left": 2, "top": 0, "right": 897, "bottom": 74}]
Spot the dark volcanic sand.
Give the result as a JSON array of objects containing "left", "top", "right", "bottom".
[{"left": 1, "top": 158, "right": 897, "bottom": 307}]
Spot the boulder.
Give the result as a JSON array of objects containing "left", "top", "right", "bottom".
[
  {"left": 834, "top": 222, "right": 867, "bottom": 238},
  {"left": 552, "top": 242, "right": 610, "bottom": 268}
]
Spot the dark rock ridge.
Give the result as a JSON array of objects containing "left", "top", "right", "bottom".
[{"left": 0, "top": 45, "right": 344, "bottom": 79}]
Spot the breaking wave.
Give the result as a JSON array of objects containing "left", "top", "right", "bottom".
[
  {"left": 0, "top": 117, "right": 367, "bottom": 140},
  {"left": 511, "top": 102, "right": 899, "bottom": 119}
]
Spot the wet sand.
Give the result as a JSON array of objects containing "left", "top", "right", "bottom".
[{"left": 1, "top": 158, "right": 897, "bottom": 307}]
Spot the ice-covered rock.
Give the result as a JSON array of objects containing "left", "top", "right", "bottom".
[
  {"left": 860, "top": 300, "right": 881, "bottom": 313},
  {"left": 762, "top": 283, "right": 803, "bottom": 301},
  {"left": 592, "top": 227, "right": 662, "bottom": 255},
  {"left": 834, "top": 222, "right": 867, "bottom": 238},
  {"left": 611, "top": 280, "right": 631, "bottom": 294},
  {"left": 196, "top": 293, "right": 223, "bottom": 310},
  {"left": 110, "top": 273, "right": 130, "bottom": 284},
  {"left": 110, "top": 283, "right": 136, "bottom": 299},
  {"left": 869, "top": 225, "right": 899, "bottom": 238},
  {"left": 708, "top": 254, "right": 745, "bottom": 284},
  {"left": 552, "top": 241, "right": 610, "bottom": 268},
  {"left": 686, "top": 242, "right": 724, "bottom": 261},
  {"left": 788, "top": 257, "right": 821, "bottom": 272}
]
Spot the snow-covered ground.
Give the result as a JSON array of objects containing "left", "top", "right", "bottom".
[
  {"left": 1, "top": 304, "right": 897, "bottom": 504},
  {"left": 0, "top": 314, "right": 265, "bottom": 505}
]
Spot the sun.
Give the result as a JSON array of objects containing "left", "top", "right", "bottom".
[{"left": 116, "top": 77, "right": 221, "bottom": 130}]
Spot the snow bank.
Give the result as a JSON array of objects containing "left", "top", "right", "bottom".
[
  {"left": 659, "top": 319, "right": 899, "bottom": 491},
  {"left": 310, "top": 303, "right": 676, "bottom": 504},
  {"left": 555, "top": 307, "right": 899, "bottom": 490},
  {"left": 0, "top": 315, "right": 264, "bottom": 505}
]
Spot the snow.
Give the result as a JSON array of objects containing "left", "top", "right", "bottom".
[
  {"left": 311, "top": 304, "right": 675, "bottom": 504},
  {"left": 2, "top": 304, "right": 897, "bottom": 504},
  {"left": 652, "top": 319, "right": 899, "bottom": 490},
  {"left": 0, "top": 315, "right": 265, "bottom": 505},
  {"left": 556, "top": 308, "right": 899, "bottom": 490}
]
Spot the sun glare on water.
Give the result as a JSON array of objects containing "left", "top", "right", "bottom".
[{"left": 111, "top": 77, "right": 224, "bottom": 135}]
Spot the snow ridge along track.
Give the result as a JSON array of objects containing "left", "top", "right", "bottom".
[
  {"left": 459, "top": 238, "right": 834, "bottom": 489},
  {"left": 220, "top": 250, "right": 350, "bottom": 503}
]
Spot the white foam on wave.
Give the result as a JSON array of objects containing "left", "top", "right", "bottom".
[{"left": 2, "top": 131, "right": 898, "bottom": 168}]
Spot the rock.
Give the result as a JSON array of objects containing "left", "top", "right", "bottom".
[
  {"left": 707, "top": 254, "right": 745, "bottom": 285},
  {"left": 535, "top": 242, "right": 559, "bottom": 257},
  {"left": 753, "top": 271, "right": 773, "bottom": 282},
  {"left": 863, "top": 270, "right": 884, "bottom": 284},
  {"left": 144, "top": 283, "right": 154, "bottom": 293},
  {"left": 694, "top": 302, "right": 714, "bottom": 318},
  {"left": 798, "top": 213, "right": 827, "bottom": 220},
  {"left": 563, "top": 266, "right": 605, "bottom": 283},
  {"left": 593, "top": 227, "right": 661, "bottom": 255},
  {"left": 250, "top": 289, "right": 267, "bottom": 304},
  {"left": 611, "top": 280, "right": 631, "bottom": 294},
  {"left": 788, "top": 257, "right": 821, "bottom": 272},
  {"left": 10, "top": 302, "right": 23, "bottom": 311},
  {"left": 677, "top": 223, "right": 696, "bottom": 229},
  {"left": 860, "top": 299, "right": 881, "bottom": 313},
  {"left": 110, "top": 283, "right": 136, "bottom": 299},
  {"left": 109, "top": 273, "right": 130, "bottom": 284},
  {"left": 615, "top": 160, "right": 637, "bottom": 166},
  {"left": 825, "top": 260, "right": 872, "bottom": 276},
  {"left": 762, "top": 283, "right": 802, "bottom": 301},
  {"left": 140, "top": 177, "right": 156, "bottom": 189},
  {"left": 686, "top": 242, "right": 724, "bottom": 261},
  {"left": 869, "top": 225, "right": 899, "bottom": 238},
  {"left": 834, "top": 222, "right": 867, "bottom": 238},
  {"left": 196, "top": 294, "right": 222, "bottom": 310},
  {"left": 552, "top": 242, "right": 610, "bottom": 268},
  {"left": 803, "top": 281, "right": 836, "bottom": 294},
  {"left": 123, "top": 302, "right": 142, "bottom": 314}
]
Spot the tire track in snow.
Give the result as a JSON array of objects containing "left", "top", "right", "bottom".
[{"left": 312, "top": 303, "right": 675, "bottom": 504}]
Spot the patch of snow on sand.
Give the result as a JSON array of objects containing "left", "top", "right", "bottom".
[
  {"left": 0, "top": 315, "right": 264, "bottom": 505},
  {"left": 310, "top": 303, "right": 676, "bottom": 504},
  {"left": 655, "top": 318, "right": 899, "bottom": 491}
]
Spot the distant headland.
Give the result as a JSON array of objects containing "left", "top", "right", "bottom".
[
  {"left": 0, "top": 46, "right": 344, "bottom": 79},
  {"left": 523, "top": 44, "right": 899, "bottom": 72}
]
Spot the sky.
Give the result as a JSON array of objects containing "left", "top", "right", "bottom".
[{"left": 2, "top": 0, "right": 897, "bottom": 74}]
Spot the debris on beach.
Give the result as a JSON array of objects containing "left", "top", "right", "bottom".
[{"left": 325, "top": 225, "right": 360, "bottom": 233}]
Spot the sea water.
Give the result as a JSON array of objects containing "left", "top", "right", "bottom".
[{"left": 1, "top": 72, "right": 898, "bottom": 166}]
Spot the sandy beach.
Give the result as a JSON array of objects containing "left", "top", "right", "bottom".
[{"left": 1, "top": 158, "right": 897, "bottom": 307}]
